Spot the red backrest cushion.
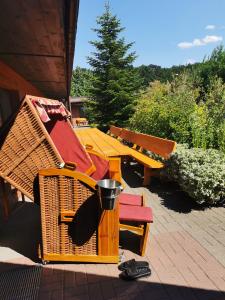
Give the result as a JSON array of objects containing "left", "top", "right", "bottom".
[
  {"left": 88, "top": 152, "right": 110, "bottom": 181},
  {"left": 44, "top": 116, "right": 94, "bottom": 174}
]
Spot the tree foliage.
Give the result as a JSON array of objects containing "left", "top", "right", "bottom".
[
  {"left": 129, "top": 72, "right": 225, "bottom": 152},
  {"left": 70, "top": 45, "right": 225, "bottom": 98},
  {"left": 135, "top": 64, "right": 189, "bottom": 88},
  {"left": 196, "top": 45, "right": 225, "bottom": 90},
  {"left": 70, "top": 67, "right": 93, "bottom": 97},
  {"left": 135, "top": 45, "right": 225, "bottom": 90},
  {"left": 85, "top": 4, "right": 141, "bottom": 130}
]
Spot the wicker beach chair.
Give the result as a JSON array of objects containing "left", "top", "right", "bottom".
[
  {"left": 39, "top": 159, "right": 120, "bottom": 263},
  {"left": 0, "top": 95, "right": 121, "bottom": 204}
]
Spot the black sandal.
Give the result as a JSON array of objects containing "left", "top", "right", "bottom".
[
  {"left": 119, "top": 265, "right": 151, "bottom": 280},
  {"left": 118, "top": 259, "right": 149, "bottom": 271}
]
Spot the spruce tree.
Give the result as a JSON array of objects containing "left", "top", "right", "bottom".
[{"left": 87, "top": 4, "right": 140, "bottom": 130}]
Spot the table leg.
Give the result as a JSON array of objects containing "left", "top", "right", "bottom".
[{"left": 143, "top": 166, "right": 152, "bottom": 186}]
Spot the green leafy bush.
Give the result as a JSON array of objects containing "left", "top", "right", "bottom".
[
  {"left": 163, "top": 144, "right": 225, "bottom": 205},
  {"left": 204, "top": 77, "right": 225, "bottom": 152},
  {"left": 129, "top": 74, "right": 225, "bottom": 152},
  {"left": 129, "top": 74, "right": 199, "bottom": 144}
]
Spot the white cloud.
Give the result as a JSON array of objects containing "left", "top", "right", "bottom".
[
  {"left": 186, "top": 58, "right": 196, "bottom": 65},
  {"left": 192, "top": 39, "right": 205, "bottom": 46},
  {"left": 177, "top": 42, "right": 193, "bottom": 49},
  {"left": 202, "top": 35, "right": 222, "bottom": 43},
  {"left": 205, "top": 25, "right": 216, "bottom": 30},
  {"left": 178, "top": 35, "right": 223, "bottom": 49}
]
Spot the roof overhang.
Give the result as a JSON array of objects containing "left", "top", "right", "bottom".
[
  {"left": 0, "top": 0, "right": 79, "bottom": 99},
  {"left": 70, "top": 96, "right": 88, "bottom": 104}
]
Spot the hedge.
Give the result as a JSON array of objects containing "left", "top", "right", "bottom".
[{"left": 162, "top": 144, "right": 225, "bottom": 205}]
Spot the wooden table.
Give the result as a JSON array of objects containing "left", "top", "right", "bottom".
[
  {"left": 74, "top": 118, "right": 88, "bottom": 126},
  {"left": 75, "top": 128, "right": 131, "bottom": 157}
]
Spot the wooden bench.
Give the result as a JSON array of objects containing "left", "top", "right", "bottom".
[
  {"left": 109, "top": 126, "right": 176, "bottom": 185},
  {"left": 108, "top": 125, "right": 122, "bottom": 139}
]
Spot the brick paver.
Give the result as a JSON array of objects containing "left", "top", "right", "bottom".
[{"left": 0, "top": 164, "right": 225, "bottom": 299}]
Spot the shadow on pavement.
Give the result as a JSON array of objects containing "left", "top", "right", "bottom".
[
  {"left": 0, "top": 261, "right": 224, "bottom": 300},
  {"left": 0, "top": 202, "right": 41, "bottom": 262},
  {"left": 122, "top": 162, "right": 205, "bottom": 214}
]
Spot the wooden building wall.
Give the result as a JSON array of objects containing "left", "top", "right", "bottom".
[
  {"left": 71, "top": 104, "right": 81, "bottom": 118},
  {"left": 0, "top": 59, "right": 42, "bottom": 127},
  {"left": 0, "top": 59, "right": 42, "bottom": 100},
  {"left": 0, "top": 60, "right": 43, "bottom": 220}
]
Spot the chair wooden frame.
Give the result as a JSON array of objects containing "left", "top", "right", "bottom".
[{"left": 39, "top": 165, "right": 120, "bottom": 263}]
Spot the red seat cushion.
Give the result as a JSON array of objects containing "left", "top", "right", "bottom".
[
  {"left": 119, "top": 205, "right": 153, "bottom": 223},
  {"left": 119, "top": 193, "right": 142, "bottom": 206}
]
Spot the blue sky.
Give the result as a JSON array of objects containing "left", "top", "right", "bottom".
[{"left": 74, "top": 0, "right": 225, "bottom": 69}]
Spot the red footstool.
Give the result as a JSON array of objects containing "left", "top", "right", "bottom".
[{"left": 118, "top": 193, "right": 153, "bottom": 256}]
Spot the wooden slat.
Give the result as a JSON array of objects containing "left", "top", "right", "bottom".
[
  {"left": 43, "top": 254, "right": 119, "bottom": 263},
  {"left": 135, "top": 133, "right": 176, "bottom": 158},
  {"left": 109, "top": 125, "right": 122, "bottom": 138},
  {"left": 119, "top": 223, "right": 144, "bottom": 235},
  {"left": 75, "top": 128, "right": 131, "bottom": 157},
  {"left": 98, "top": 203, "right": 119, "bottom": 257},
  {"left": 119, "top": 129, "right": 176, "bottom": 158},
  {"left": 129, "top": 148, "right": 164, "bottom": 169}
]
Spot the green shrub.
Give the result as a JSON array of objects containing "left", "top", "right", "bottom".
[
  {"left": 163, "top": 144, "right": 225, "bottom": 205},
  {"left": 129, "top": 74, "right": 225, "bottom": 152},
  {"left": 129, "top": 74, "right": 199, "bottom": 144},
  {"left": 204, "top": 77, "right": 225, "bottom": 152},
  {"left": 189, "top": 104, "right": 208, "bottom": 149},
  {"left": 129, "top": 80, "right": 172, "bottom": 138}
]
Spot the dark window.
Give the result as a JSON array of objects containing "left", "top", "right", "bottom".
[{"left": 0, "top": 88, "right": 19, "bottom": 128}]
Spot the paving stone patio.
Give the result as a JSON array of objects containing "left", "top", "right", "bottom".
[{"left": 0, "top": 163, "right": 225, "bottom": 300}]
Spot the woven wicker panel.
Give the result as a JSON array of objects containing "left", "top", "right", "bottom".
[
  {"left": 40, "top": 174, "right": 98, "bottom": 257},
  {"left": 0, "top": 101, "right": 62, "bottom": 200}
]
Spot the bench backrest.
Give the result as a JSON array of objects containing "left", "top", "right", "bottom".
[
  {"left": 119, "top": 128, "right": 136, "bottom": 144},
  {"left": 109, "top": 125, "right": 122, "bottom": 138},
  {"left": 119, "top": 128, "right": 176, "bottom": 159},
  {"left": 134, "top": 132, "right": 176, "bottom": 158}
]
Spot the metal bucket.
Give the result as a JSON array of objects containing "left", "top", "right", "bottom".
[{"left": 97, "top": 179, "right": 123, "bottom": 210}]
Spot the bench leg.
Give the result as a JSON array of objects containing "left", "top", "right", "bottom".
[
  {"left": 140, "top": 223, "right": 150, "bottom": 256},
  {"left": 143, "top": 167, "right": 152, "bottom": 186}
]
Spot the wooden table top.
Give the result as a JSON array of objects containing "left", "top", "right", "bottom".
[{"left": 75, "top": 127, "right": 131, "bottom": 157}]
